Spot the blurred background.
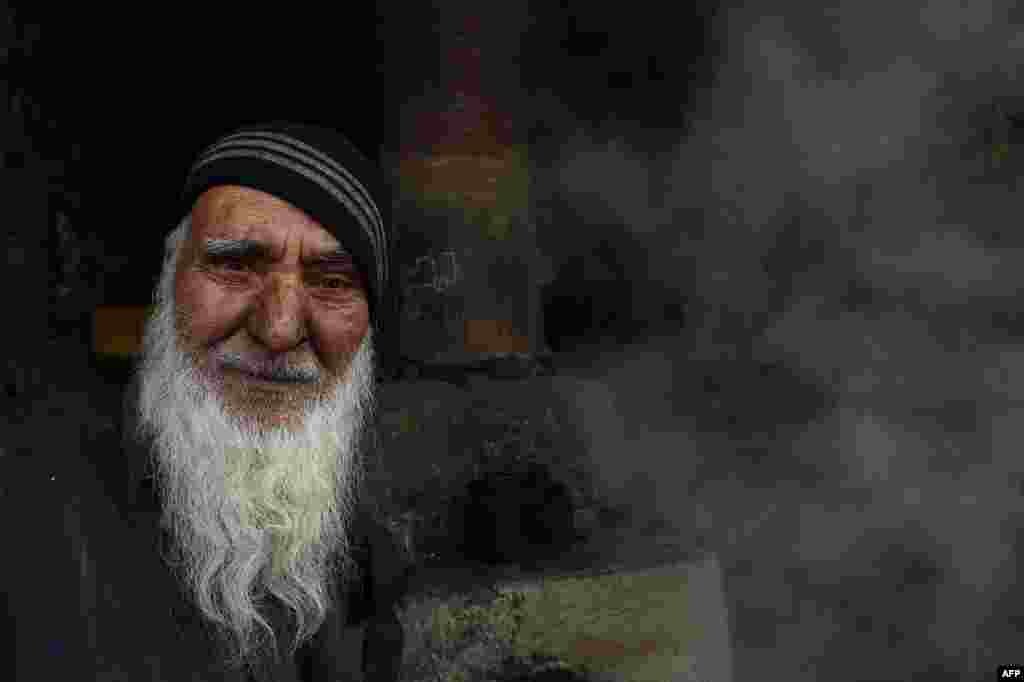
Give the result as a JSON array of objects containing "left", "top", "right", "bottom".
[{"left": 3, "top": 0, "right": 1024, "bottom": 679}]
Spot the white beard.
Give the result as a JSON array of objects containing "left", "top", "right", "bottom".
[{"left": 132, "top": 218, "right": 375, "bottom": 670}]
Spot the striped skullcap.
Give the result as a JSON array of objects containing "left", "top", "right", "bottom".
[{"left": 179, "top": 121, "right": 393, "bottom": 344}]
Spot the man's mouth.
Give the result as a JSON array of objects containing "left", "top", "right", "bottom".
[{"left": 223, "top": 364, "right": 317, "bottom": 386}]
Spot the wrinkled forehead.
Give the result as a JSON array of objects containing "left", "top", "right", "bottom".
[{"left": 189, "top": 185, "right": 343, "bottom": 255}]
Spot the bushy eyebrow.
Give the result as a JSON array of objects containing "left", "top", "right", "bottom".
[
  {"left": 305, "top": 247, "right": 356, "bottom": 268},
  {"left": 202, "top": 239, "right": 272, "bottom": 260},
  {"left": 201, "top": 239, "right": 354, "bottom": 267}
]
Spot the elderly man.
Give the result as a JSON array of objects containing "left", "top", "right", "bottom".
[{"left": 4, "top": 122, "right": 409, "bottom": 681}]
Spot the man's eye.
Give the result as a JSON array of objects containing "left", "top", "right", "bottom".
[
  {"left": 319, "top": 276, "right": 350, "bottom": 289},
  {"left": 211, "top": 258, "right": 248, "bottom": 272}
]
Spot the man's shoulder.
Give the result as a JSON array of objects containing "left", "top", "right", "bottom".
[
  {"left": 0, "top": 447, "right": 93, "bottom": 512},
  {"left": 1, "top": 371, "right": 125, "bottom": 515},
  {"left": 0, "top": 446, "right": 105, "bottom": 619},
  {"left": 0, "top": 423, "right": 122, "bottom": 573}
]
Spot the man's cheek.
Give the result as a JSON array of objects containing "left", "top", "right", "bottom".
[
  {"left": 328, "top": 327, "right": 369, "bottom": 372},
  {"left": 179, "top": 287, "right": 242, "bottom": 344}
]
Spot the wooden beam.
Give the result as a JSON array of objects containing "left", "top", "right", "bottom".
[{"left": 92, "top": 305, "right": 152, "bottom": 358}]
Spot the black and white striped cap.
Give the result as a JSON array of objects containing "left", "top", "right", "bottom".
[{"left": 180, "top": 121, "right": 393, "bottom": 340}]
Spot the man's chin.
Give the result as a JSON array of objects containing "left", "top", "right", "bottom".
[{"left": 221, "top": 405, "right": 311, "bottom": 435}]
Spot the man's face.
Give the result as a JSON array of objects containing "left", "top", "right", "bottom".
[
  {"left": 174, "top": 184, "right": 370, "bottom": 428},
  {"left": 135, "top": 183, "right": 376, "bottom": 667}
]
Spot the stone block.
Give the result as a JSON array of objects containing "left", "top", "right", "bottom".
[{"left": 395, "top": 543, "right": 732, "bottom": 682}]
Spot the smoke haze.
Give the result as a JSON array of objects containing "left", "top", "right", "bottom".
[{"left": 529, "top": 1, "right": 1024, "bottom": 678}]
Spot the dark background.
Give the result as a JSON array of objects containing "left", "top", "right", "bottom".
[{"left": 9, "top": 1, "right": 394, "bottom": 303}]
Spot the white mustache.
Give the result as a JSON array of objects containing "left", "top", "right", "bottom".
[{"left": 215, "top": 351, "right": 321, "bottom": 384}]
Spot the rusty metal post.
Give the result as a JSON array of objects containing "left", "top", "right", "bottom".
[{"left": 394, "top": 3, "right": 543, "bottom": 374}]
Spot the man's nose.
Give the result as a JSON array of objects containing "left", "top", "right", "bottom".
[{"left": 247, "top": 273, "right": 308, "bottom": 352}]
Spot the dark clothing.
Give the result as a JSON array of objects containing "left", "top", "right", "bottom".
[{"left": 1, "top": 403, "right": 408, "bottom": 681}]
